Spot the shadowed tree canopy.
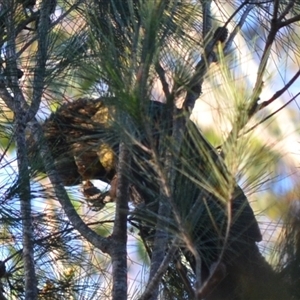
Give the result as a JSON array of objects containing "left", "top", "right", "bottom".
[
  {"left": 29, "top": 97, "right": 280, "bottom": 299},
  {"left": 1, "top": 0, "right": 300, "bottom": 299}
]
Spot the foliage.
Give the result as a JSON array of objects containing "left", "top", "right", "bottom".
[{"left": 0, "top": 0, "right": 300, "bottom": 300}]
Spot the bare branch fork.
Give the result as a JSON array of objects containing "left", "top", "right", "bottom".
[
  {"left": 242, "top": 92, "right": 300, "bottom": 136},
  {"left": 225, "top": 1, "right": 300, "bottom": 147}
]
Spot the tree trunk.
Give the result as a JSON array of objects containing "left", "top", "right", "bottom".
[
  {"left": 15, "top": 105, "right": 38, "bottom": 300},
  {"left": 110, "top": 142, "right": 129, "bottom": 300}
]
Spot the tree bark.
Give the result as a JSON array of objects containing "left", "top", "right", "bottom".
[
  {"left": 110, "top": 142, "right": 129, "bottom": 300},
  {"left": 3, "top": 0, "right": 38, "bottom": 297},
  {"left": 14, "top": 98, "right": 38, "bottom": 300}
]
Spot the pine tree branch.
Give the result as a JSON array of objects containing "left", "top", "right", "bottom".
[
  {"left": 224, "top": 4, "right": 254, "bottom": 54},
  {"left": 16, "top": 0, "right": 84, "bottom": 61},
  {"left": 223, "top": 3, "right": 286, "bottom": 150},
  {"left": 183, "top": 1, "right": 253, "bottom": 111},
  {"left": 27, "top": 0, "right": 53, "bottom": 121},
  {"left": 3, "top": 1, "right": 38, "bottom": 298},
  {"left": 144, "top": 146, "right": 174, "bottom": 299},
  {"left": 139, "top": 238, "right": 179, "bottom": 300},
  {"left": 147, "top": 201, "right": 171, "bottom": 300},
  {"left": 242, "top": 92, "right": 300, "bottom": 136},
  {"left": 247, "top": 3, "right": 282, "bottom": 113},
  {"left": 28, "top": 0, "right": 84, "bottom": 120},
  {"left": 14, "top": 105, "right": 38, "bottom": 300},
  {"left": 257, "top": 69, "right": 300, "bottom": 111},
  {"left": 110, "top": 142, "right": 129, "bottom": 300},
  {"left": 279, "top": 14, "right": 300, "bottom": 28},
  {"left": 183, "top": 0, "right": 212, "bottom": 111}
]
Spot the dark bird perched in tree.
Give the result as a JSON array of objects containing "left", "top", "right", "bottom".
[
  {"left": 130, "top": 102, "right": 290, "bottom": 299},
  {"left": 29, "top": 98, "right": 292, "bottom": 299},
  {"left": 175, "top": 122, "right": 292, "bottom": 299}
]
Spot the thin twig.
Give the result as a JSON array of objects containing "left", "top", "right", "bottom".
[
  {"left": 16, "top": 0, "right": 84, "bottom": 60},
  {"left": 139, "top": 238, "right": 180, "bottom": 300},
  {"left": 242, "top": 92, "right": 300, "bottom": 136},
  {"left": 278, "top": 0, "right": 295, "bottom": 21},
  {"left": 224, "top": 4, "right": 254, "bottom": 53},
  {"left": 155, "top": 62, "right": 171, "bottom": 99},
  {"left": 279, "top": 14, "right": 300, "bottom": 28},
  {"left": 257, "top": 68, "right": 300, "bottom": 111}
]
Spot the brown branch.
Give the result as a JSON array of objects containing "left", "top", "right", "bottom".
[
  {"left": 247, "top": 2, "right": 282, "bottom": 113},
  {"left": 257, "top": 68, "right": 300, "bottom": 111},
  {"left": 279, "top": 14, "right": 300, "bottom": 28},
  {"left": 224, "top": 4, "right": 254, "bottom": 53},
  {"left": 110, "top": 142, "right": 130, "bottom": 300},
  {"left": 139, "top": 239, "right": 180, "bottom": 300},
  {"left": 4, "top": 1, "right": 38, "bottom": 298},
  {"left": 273, "top": 0, "right": 280, "bottom": 21},
  {"left": 242, "top": 92, "right": 300, "bottom": 136},
  {"left": 278, "top": 0, "right": 296, "bottom": 21},
  {"left": 225, "top": 0, "right": 250, "bottom": 26},
  {"left": 27, "top": 0, "right": 53, "bottom": 122},
  {"left": 155, "top": 62, "right": 171, "bottom": 99},
  {"left": 223, "top": 4, "right": 283, "bottom": 148}
]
